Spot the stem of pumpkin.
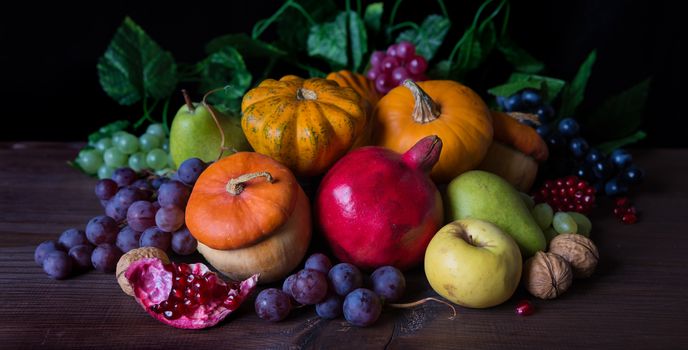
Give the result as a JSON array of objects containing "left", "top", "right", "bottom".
[
  {"left": 402, "top": 80, "right": 441, "bottom": 124},
  {"left": 202, "top": 88, "right": 229, "bottom": 161},
  {"left": 387, "top": 297, "right": 457, "bottom": 320},
  {"left": 226, "top": 172, "right": 274, "bottom": 195}
]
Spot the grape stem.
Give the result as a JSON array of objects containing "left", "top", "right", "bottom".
[
  {"left": 202, "top": 88, "right": 229, "bottom": 161},
  {"left": 388, "top": 297, "right": 457, "bottom": 320},
  {"left": 226, "top": 172, "right": 274, "bottom": 196}
]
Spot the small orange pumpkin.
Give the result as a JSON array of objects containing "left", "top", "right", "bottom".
[
  {"left": 326, "top": 70, "right": 380, "bottom": 148},
  {"left": 185, "top": 152, "right": 311, "bottom": 283},
  {"left": 241, "top": 75, "right": 366, "bottom": 177},
  {"left": 490, "top": 110, "right": 549, "bottom": 162},
  {"left": 374, "top": 80, "right": 493, "bottom": 183}
]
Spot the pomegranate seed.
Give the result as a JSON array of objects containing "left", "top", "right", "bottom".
[
  {"left": 556, "top": 179, "right": 564, "bottom": 187},
  {"left": 585, "top": 187, "right": 595, "bottom": 195},
  {"left": 576, "top": 204, "right": 585, "bottom": 212},
  {"left": 544, "top": 180, "right": 554, "bottom": 189},
  {"left": 177, "top": 263, "right": 191, "bottom": 275},
  {"left": 576, "top": 181, "right": 587, "bottom": 190},
  {"left": 515, "top": 300, "right": 534, "bottom": 316},
  {"left": 172, "top": 288, "right": 184, "bottom": 299},
  {"left": 565, "top": 177, "right": 576, "bottom": 186},
  {"left": 615, "top": 197, "right": 630, "bottom": 208},
  {"left": 625, "top": 206, "right": 637, "bottom": 215},
  {"left": 621, "top": 213, "right": 638, "bottom": 224}
]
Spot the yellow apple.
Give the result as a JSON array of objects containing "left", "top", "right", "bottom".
[{"left": 424, "top": 218, "right": 522, "bottom": 308}]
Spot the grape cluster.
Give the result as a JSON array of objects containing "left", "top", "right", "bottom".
[
  {"left": 76, "top": 123, "right": 174, "bottom": 179},
  {"left": 254, "top": 253, "right": 406, "bottom": 327},
  {"left": 366, "top": 41, "right": 428, "bottom": 94},
  {"left": 496, "top": 88, "right": 555, "bottom": 128},
  {"left": 35, "top": 158, "right": 207, "bottom": 279},
  {"left": 529, "top": 201, "right": 593, "bottom": 243}
]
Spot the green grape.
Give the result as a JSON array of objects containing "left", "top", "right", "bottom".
[
  {"left": 161, "top": 139, "right": 169, "bottom": 152},
  {"left": 111, "top": 131, "right": 128, "bottom": 145},
  {"left": 552, "top": 212, "right": 578, "bottom": 234},
  {"left": 532, "top": 203, "right": 554, "bottom": 230},
  {"left": 116, "top": 133, "right": 139, "bottom": 155},
  {"left": 146, "top": 123, "right": 166, "bottom": 138},
  {"left": 543, "top": 227, "right": 559, "bottom": 243},
  {"left": 128, "top": 152, "right": 148, "bottom": 172},
  {"left": 97, "top": 165, "right": 115, "bottom": 179},
  {"left": 146, "top": 149, "right": 168, "bottom": 170},
  {"left": 139, "top": 133, "right": 162, "bottom": 152},
  {"left": 95, "top": 138, "right": 112, "bottom": 152},
  {"left": 103, "top": 148, "right": 128, "bottom": 168},
  {"left": 519, "top": 192, "right": 535, "bottom": 210},
  {"left": 167, "top": 153, "right": 175, "bottom": 169},
  {"left": 77, "top": 149, "right": 103, "bottom": 174},
  {"left": 567, "top": 212, "right": 592, "bottom": 237}
]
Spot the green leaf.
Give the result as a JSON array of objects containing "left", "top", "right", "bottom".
[
  {"left": 455, "top": 22, "right": 497, "bottom": 73},
  {"left": 559, "top": 50, "right": 597, "bottom": 117},
  {"left": 364, "top": 2, "right": 383, "bottom": 33},
  {"left": 497, "top": 39, "right": 544, "bottom": 74},
  {"left": 205, "top": 33, "right": 287, "bottom": 58},
  {"left": 488, "top": 80, "right": 543, "bottom": 98},
  {"left": 198, "top": 47, "right": 252, "bottom": 112},
  {"left": 596, "top": 130, "right": 647, "bottom": 154},
  {"left": 307, "top": 12, "right": 348, "bottom": 69},
  {"left": 508, "top": 73, "right": 566, "bottom": 103},
  {"left": 585, "top": 78, "right": 651, "bottom": 140},
  {"left": 276, "top": 0, "right": 337, "bottom": 53},
  {"left": 428, "top": 59, "right": 453, "bottom": 79},
  {"left": 97, "top": 17, "right": 177, "bottom": 105},
  {"left": 347, "top": 11, "right": 368, "bottom": 72},
  {"left": 396, "top": 15, "right": 450, "bottom": 61}
]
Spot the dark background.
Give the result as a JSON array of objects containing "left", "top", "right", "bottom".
[{"left": 0, "top": 0, "right": 683, "bottom": 146}]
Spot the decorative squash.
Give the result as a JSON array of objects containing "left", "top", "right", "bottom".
[
  {"left": 185, "top": 151, "right": 311, "bottom": 283},
  {"left": 241, "top": 76, "right": 366, "bottom": 177},
  {"left": 478, "top": 141, "right": 540, "bottom": 192},
  {"left": 374, "top": 80, "right": 493, "bottom": 183},
  {"left": 491, "top": 110, "right": 549, "bottom": 162},
  {"left": 326, "top": 70, "right": 380, "bottom": 148}
]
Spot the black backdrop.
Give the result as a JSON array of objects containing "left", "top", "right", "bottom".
[{"left": 1, "top": 0, "right": 684, "bottom": 146}]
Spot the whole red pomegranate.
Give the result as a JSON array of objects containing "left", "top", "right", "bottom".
[{"left": 316, "top": 135, "right": 444, "bottom": 270}]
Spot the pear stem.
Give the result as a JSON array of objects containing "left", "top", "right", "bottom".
[
  {"left": 387, "top": 297, "right": 457, "bottom": 320},
  {"left": 182, "top": 89, "right": 195, "bottom": 113},
  {"left": 202, "top": 88, "right": 230, "bottom": 161},
  {"left": 226, "top": 172, "right": 274, "bottom": 195}
]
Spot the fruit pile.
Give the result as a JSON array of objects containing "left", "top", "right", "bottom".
[
  {"left": 35, "top": 158, "right": 207, "bottom": 279},
  {"left": 366, "top": 41, "right": 428, "bottom": 94}
]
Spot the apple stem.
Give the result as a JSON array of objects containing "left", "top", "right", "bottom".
[
  {"left": 182, "top": 89, "right": 195, "bottom": 112},
  {"left": 202, "top": 87, "right": 229, "bottom": 161},
  {"left": 387, "top": 297, "right": 457, "bottom": 320}
]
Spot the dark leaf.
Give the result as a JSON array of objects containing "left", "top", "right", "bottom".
[
  {"left": 276, "top": 0, "right": 337, "bottom": 53},
  {"left": 307, "top": 12, "right": 348, "bottom": 69},
  {"left": 508, "top": 73, "right": 566, "bottom": 103},
  {"left": 198, "top": 47, "right": 252, "bottom": 112},
  {"left": 497, "top": 39, "right": 545, "bottom": 74},
  {"left": 364, "top": 2, "right": 383, "bottom": 33},
  {"left": 396, "top": 15, "right": 450, "bottom": 61},
  {"left": 205, "top": 33, "right": 287, "bottom": 58},
  {"left": 559, "top": 50, "right": 597, "bottom": 117},
  {"left": 596, "top": 130, "right": 647, "bottom": 154},
  {"left": 585, "top": 78, "right": 651, "bottom": 140},
  {"left": 487, "top": 80, "right": 543, "bottom": 97},
  {"left": 348, "top": 11, "right": 368, "bottom": 72},
  {"left": 97, "top": 17, "right": 177, "bottom": 105}
]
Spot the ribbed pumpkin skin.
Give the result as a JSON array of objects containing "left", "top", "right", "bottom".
[
  {"left": 326, "top": 70, "right": 380, "bottom": 148},
  {"left": 374, "top": 80, "right": 493, "bottom": 183},
  {"left": 241, "top": 76, "right": 365, "bottom": 177}
]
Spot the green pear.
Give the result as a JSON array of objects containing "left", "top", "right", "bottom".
[
  {"left": 446, "top": 170, "right": 546, "bottom": 257},
  {"left": 170, "top": 91, "right": 250, "bottom": 167}
]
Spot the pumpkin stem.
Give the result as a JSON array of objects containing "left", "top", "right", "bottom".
[
  {"left": 387, "top": 297, "right": 457, "bottom": 320},
  {"left": 296, "top": 88, "right": 317, "bottom": 101},
  {"left": 226, "top": 172, "right": 274, "bottom": 195},
  {"left": 182, "top": 89, "right": 195, "bottom": 113},
  {"left": 403, "top": 80, "right": 440, "bottom": 124}
]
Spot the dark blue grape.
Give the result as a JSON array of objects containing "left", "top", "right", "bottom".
[
  {"left": 86, "top": 215, "right": 118, "bottom": 245},
  {"left": 610, "top": 149, "right": 633, "bottom": 169},
  {"left": 304, "top": 253, "right": 332, "bottom": 274},
  {"left": 290, "top": 269, "right": 328, "bottom": 305},
  {"left": 282, "top": 274, "right": 296, "bottom": 297},
  {"left": 112, "top": 167, "right": 137, "bottom": 187},
  {"left": 592, "top": 160, "right": 613, "bottom": 180},
  {"left": 35, "top": 240, "right": 60, "bottom": 266},
  {"left": 58, "top": 228, "right": 88, "bottom": 251},
  {"left": 139, "top": 227, "right": 172, "bottom": 252},
  {"left": 328, "top": 263, "right": 363, "bottom": 296},
  {"left": 95, "top": 179, "right": 118, "bottom": 200},
  {"left": 546, "top": 132, "right": 566, "bottom": 152},
  {"left": 496, "top": 96, "right": 507, "bottom": 110},
  {"left": 620, "top": 166, "right": 644, "bottom": 185},
  {"left": 68, "top": 244, "right": 94, "bottom": 271},
  {"left": 558, "top": 118, "right": 580, "bottom": 137},
  {"left": 177, "top": 158, "right": 206, "bottom": 186},
  {"left": 504, "top": 94, "right": 522, "bottom": 112},
  {"left": 536, "top": 124, "right": 551, "bottom": 138},
  {"left": 131, "top": 179, "right": 154, "bottom": 192},
  {"left": 604, "top": 178, "right": 628, "bottom": 197},
  {"left": 343, "top": 288, "right": 382, "bottom": 327},
  {"left": 43, "top": 251, "right": 73, "bottom": 279},
  {"left": 91, "top": 244, "right": 123, "bottom": 272},
  {"left": 254, "top": 288, "right": 292, "bottom": 322},
  {"left": 150, "top": 176, "right": 168, "bottom": 190},
  {"left": 316, "top": 293, "right": 342, "bottom": 319},
  {"left": 171, "top": 227, "right": 197, "bottom": 255},
  {"left": 536, "top": 105, "right": 555, "bottom": 122},
  {"left": 569, "top": 137, "right": 589, "bottom": 158},
  {"left": 370, "top": 266, "right": 406, "bottom": 302},
  {"left": 520, "top": 89, "right": 542, "bottom": 106},
  {"left": 158, "top": 180, "right": 191, "bottom": 208},
  {"left": 116, "top": 226, "right": 141, "bottom": 253},
  {"left": 585, "top": 148, "right": 604, "bottom": 164},
  {"left": 574, "top": 164, "right": 594, "bottom": 181}
]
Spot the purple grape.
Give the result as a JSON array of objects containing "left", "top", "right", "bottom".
[
  {"left": 370, "top": 266, "right": 406, "bottom": 302},
  {"left": 85, "top": 215, "right": 118, "bottom": 245},
  {"left": 68, "top": 244, "right": 94, "bottom": 271},
  {"left": 91, "top": 244, "right": 122, "bottom": 272},
  {"left": 316, "top": 293, "right": 342, "bottom": 319},
  {"left": 140, "top": 227, "right": 172, "bottom": 252},
  {"left": 150, "top": 176, "right": 168, "bottom": 190},
  {"left": 112, "top": 185, "right": 148, "bottom": 210},
  {"left": 57, "top": 228, "right": 88, "bottom": 251},
  {"left": 328, "top": 263, "right": 363, "bottom": 296},
  {"left": 304, "top": 253, "right": 332, "bottom": 274},
  {"left": 100, "top": 199, "right": 109, "bottom": 209},
  {"left": 343, "top": 288, "right": 382, "bottom": 327},
  {"left": 375, "top": 73, "right": 394, "bottom": 94},
  {"left": 282, "top": 274, "right": 296, "bottom": 297},
  {"left": 370, "top": 50, "right": 385, "bottom": 67},
  {"left": 43, "top": 251, "right": 73, "bottom": 279},
  {"left": 112, "top": 167, "right": 137, "bottom": 187},
  {"left": 380, "top": 56, "right": 399, "bottom": 73},
  {"left": 171, "top": 227, "right": 197, "bottom": 255},
  {"left": 391, "top": 66, "right": 410, "bottom": 84},
  {"left": 158, "top": 180, "right": 191, "bottom": 208},
  {"left": 95, "top": 179, "right": 118, "bottom": 200},
  {"left": 126, "top": 200, "right": 158, "bottom": 231},
  {"left": 177, "top": 158, "right": 206, "bottom": 186},
  {"left": 386, "top": 44, "right": 398, "bottom": 57},
  {"left": 290, "top": 269, "right": 328, "bottom": 305},
  {"left": 35, "top": 240, "right": 60, "bottom": 266},
  {"left": 254, "top": 288, "right": 292, "bottom": 322},
  {"left": 395, "top": 41, "right": 415, "bottom": 60},
  {"left": 105, "top": 200, "right": 128, "bottom": 223},
  {"left": 131, "top": 178, "right": 154, "bottom": 192},
  {"left": 155, "top": 205, "right": 185, "bottom": 232},
  {"left": 366, "top": 68, "right": 379, "bottom": 81},
  {"left": 407, "top": 55, "right": 427, "bottom": 75},
  {"left": 116, "top": 226, "right": 142, "bottom": 253}
]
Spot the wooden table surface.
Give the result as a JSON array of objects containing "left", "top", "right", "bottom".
[{"left": 1, "top": 142, "right": 687, "bottom": 349}]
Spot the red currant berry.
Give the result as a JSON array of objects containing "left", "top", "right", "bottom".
[
  {"left": 621, "top": 213, "right": 638, "bottom": 224},
  {"left": 515, "top": 300, "right": 534, "bottom": 316},
  {"left": 615, "top": 197, "right": 630, "bottom": 208}
]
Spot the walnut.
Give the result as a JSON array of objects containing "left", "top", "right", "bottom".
[
  {"left": 549, "top": 233, "right": 599, "bottom": 278},
  {"left": 116, "top": 247, "right": 170, "bottom": 296},
  {"left": 523, "top": 251, "right": 573, "bottom": 299}
]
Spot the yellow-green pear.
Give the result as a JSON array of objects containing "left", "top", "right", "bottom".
[
  {"left": 170, "top": 91, "right": 250, "bottom": 167},
  {"left": 446, "top": 170, "right": 546, "bottom": 257}
]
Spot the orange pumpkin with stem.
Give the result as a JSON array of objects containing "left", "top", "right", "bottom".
[
  {"left": 374, "top": 80, "right": 494, "bottom": 183},
  {"left": 185, "top": 151, "right": 311, "bottom": 283}
]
